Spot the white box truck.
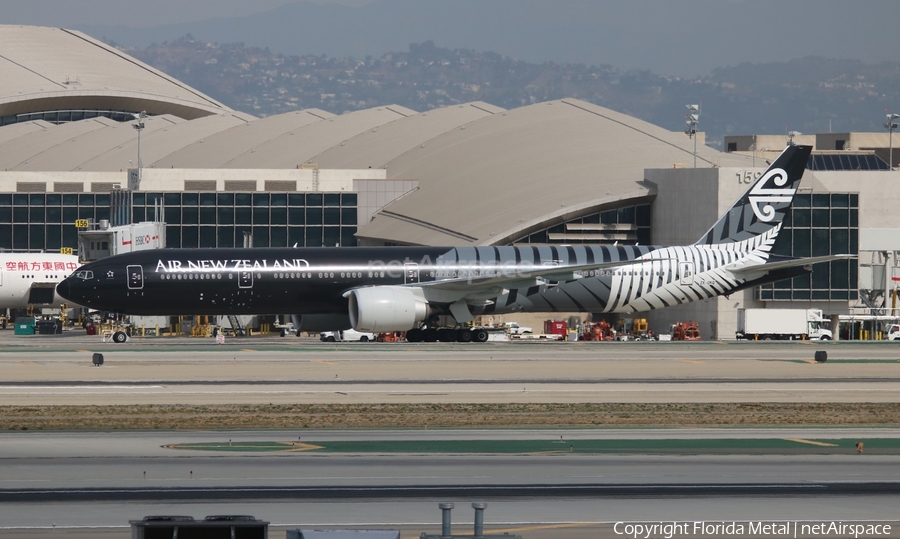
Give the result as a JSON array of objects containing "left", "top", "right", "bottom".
[
  {"left": 736, "top": 308, "right": 833, "bottom": 341},
  {"left": 888, "top": 324, "right": 900, "bottom": 341}
]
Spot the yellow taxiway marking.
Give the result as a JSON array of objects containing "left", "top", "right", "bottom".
[
  {"left": 678, "top": 359, "right": 705, "bottom": 364},
  {"left": 163, "top": 442, "right": 324, "bottom": 451},
  {"left": 283, "top": 442, "right": 325, "bottom": 451},
  {"left": 313, "top": 360, "right": 339, "bottom": 366},
  {"left": 241, "top": 349, "right": 256, "bottom": 352},
  {"left": 785, "top": 438, "right": 838, "bottom": 447},
  {"left": 76, "top": 350, "right": 92, "bottom": 353},
  {"left": 14, "top": 361, "right": 37, "bottom": 366}
]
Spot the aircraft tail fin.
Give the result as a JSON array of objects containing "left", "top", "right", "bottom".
[{"left": 696, "top": 144, "right": 812, "bottom": 245}]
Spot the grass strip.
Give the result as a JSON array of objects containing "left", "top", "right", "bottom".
[{"left": 4, "top": 402, "right": 900, "bottom": 431}]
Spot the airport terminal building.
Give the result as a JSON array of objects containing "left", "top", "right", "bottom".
[{"left": 2, "top": 25, "right": 899, "bottom": 339}]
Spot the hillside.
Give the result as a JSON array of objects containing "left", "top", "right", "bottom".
[{"left": 124, "top": 37, "right": 900, "bottom": 148}]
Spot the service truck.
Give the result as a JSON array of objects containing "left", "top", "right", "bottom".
[
  {"left": 320, "top": 329, "right": 377, "bottom": 342},
  {"left": 887, "top": 324, "right": 900, "bottom": 341},
  {"left": 736, "top": 308, "right": 832, "bottom": 341},
  {"left": 502, "top": 322, "right": 533, "bottom": 335}
]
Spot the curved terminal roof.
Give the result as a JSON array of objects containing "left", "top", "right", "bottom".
[
  {"left": 12, "top": 115, "right": 179, "bottom": 172},
  {"left": 357, "top": 98, "right": 753, "bottom": 246},
  {"left": 0, "top": 26, "right": 246, "bottom": 122},
  {"left": 313, "top": 102, "right": 505, "bottom": 170},
  {"left": 181, "top": 105, "right": 418, "bottom": 169},
  {"left": 0, "top": 25, "right": 755, "bottom": 248},
  {"left": 155, "top": 109, "right": 336, "bottom": 169},
  {"left": 0, "top": 119, "right": 54, "bottom": 145},
  {"left": 86, "top": 112, "right": 250, "bottom": 172},
  {"left": 0, "top": 99, "right": 753, "bottom": 247},
  {"left": 7, "top": 112, "right": 252, "bottom": 172}
]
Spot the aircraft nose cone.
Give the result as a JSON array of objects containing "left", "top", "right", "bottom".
[{"left": 56, "top": 279, "right": 71, "bottom": 301}]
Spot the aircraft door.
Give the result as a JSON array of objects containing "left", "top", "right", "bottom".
[
  {"left": 127, "top": 265, "right": 144, "bottom": 290},
  {"left": 238, "top": 270, "right": 253, "bottom": 288},
  {"left": 403, "top": 262, "right": 419, "bottom": 284},
  {"left": 679, "top": 261, "right": 694, "bottom": 286},
  {"left": 542, "top": 260, "right": 561, "bottom": 286}
]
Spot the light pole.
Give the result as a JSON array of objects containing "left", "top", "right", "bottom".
[
  {"left": 885, "top": 113, "right": 899, "bottom": 170},
  {"left": 750, "top": 135, "right": 757, "bottom": 167},
  {"left": 685, "top": 104, "right": 700, "bottom": 167},
  {"left": 132, "top": 111, "right": 146, "bottom": 185}
]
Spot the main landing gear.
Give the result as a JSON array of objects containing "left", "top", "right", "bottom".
[{"left": 405, "top": 327, "right": 490, "bottom": 343}]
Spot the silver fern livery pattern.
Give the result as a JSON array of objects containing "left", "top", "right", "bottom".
[{"left": 58, "top": 144, "right": 849, "bottom": 338}]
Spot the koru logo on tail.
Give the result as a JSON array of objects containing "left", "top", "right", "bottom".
[{"left": 748, "top": 167, "right": 793, "bottom": 222}]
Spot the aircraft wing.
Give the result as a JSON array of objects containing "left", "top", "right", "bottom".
[
  {"left": 342, "top": 257, "right": 652, "bottom": 325},
  {"left": 726, "top": 254, "right": 856, "bottom": 277},
  {"left": 349, "top": 257, "right": 652, "bottom": 322},
  {"left": 412, "top": 257, "right": 648, "bottom": 294}
]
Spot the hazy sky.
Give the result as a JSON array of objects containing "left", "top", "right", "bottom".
[
  {"left": 3, "top": 0, "right": 899, "bottom": 76},
  {"left": 0, "top": 0, "right": 373, "bottom": 27}
]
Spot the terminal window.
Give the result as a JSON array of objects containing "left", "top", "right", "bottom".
[
  {"left": 0, "top": 191, "right": 358, "bottom": 251},
  {"left": 512, "top": 203, "right": 651, "bottom": 246},
  {"left": 757, "top": 192, "right": 858, "bottom": 301}
]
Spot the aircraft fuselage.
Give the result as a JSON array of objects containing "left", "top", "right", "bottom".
[
  {"left": 57, "top": 242, "right": 761, "bottom": 317},
  {"left": 56, "top": 145, "right": 825, "bottom": 334},
  {"left": 0, "top": 253, "right": 80, "bottom": 309}
]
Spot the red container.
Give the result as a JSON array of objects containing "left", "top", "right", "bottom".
[{"left": 544, "top": 320, "right": 567, "bottom": 335}]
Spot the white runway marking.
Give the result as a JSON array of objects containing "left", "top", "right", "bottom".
[
  {"left": 0, "top": 387, "right": 896, "bottom": 394},
  {"left": 2, "top": 385, "right": 164, "bottom": 389}
]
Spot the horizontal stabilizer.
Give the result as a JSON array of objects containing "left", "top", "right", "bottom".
[{"left": 727, "top": 254, "right": 856, "bottom": 276}]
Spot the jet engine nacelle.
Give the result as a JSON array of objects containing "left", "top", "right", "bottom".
[
  {"left": 347, "top": 286, "right": 430, "bottom": 332},
  {"left": 292, "top": 313, "right": 352, "bottom": 332}
]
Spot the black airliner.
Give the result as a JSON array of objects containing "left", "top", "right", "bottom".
[{"left": 58, "top": 144, "right": 848, "bottom": 342}]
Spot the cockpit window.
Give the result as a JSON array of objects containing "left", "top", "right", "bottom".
[{"left": 72, "top": 270, "right": 93, "bottom": 279}]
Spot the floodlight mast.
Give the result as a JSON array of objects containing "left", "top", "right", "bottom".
[
  {"left": 132, "top": 111, "right": 146, "bottom": 185},
  {"left": 685, "top": 104, "right": 700, "bottom": 167},
  {"left": 885, "top": 113, "right": 899, "bottom": 171},
  {"left": 750, "top": 135, "right": 757, "bottom": 167}
]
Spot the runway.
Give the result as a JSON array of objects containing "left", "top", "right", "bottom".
[
  {"left": 5, "top": 381, "right": 900, "bottom": 404},
  {"left": 1, "top": 334, "right": 899, "bottom": 537},
  {"left": 3, "top": 431, "right": 900, "bottom": 538},
  {"left": 3, "top": 429, "right": 900, "bottom": 537},
  {"left": 1, "top": 336, "right": 899, "bottom": 404}
]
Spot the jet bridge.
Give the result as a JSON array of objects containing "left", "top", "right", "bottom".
[
  {"left": 858, "top": 228, "right": 900, "bottom": 316},
  {"left": 77, "top": 219, "right": 166, "bottom": 262},
  {"left": 77, "top": 187, "right": 165, "bottom": 262}
]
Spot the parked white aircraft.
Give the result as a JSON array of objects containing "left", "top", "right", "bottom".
[{"left": 0, "top": 253, "right": 81, "bottom": 310}]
